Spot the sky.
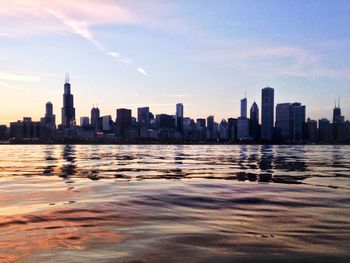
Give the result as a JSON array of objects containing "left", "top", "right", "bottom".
[{"left": 0, "top": 0, "right": 350, "bottom": 125}]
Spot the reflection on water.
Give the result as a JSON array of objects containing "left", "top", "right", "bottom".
[
  {"left": 0, "top": 145, "right": 350, "bottom": 262},
  {"left": 1, "top": 145, "right": 349, "bottom": 186}
]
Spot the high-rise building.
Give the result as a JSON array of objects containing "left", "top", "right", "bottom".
[
  {"left": 116, "top": 108, "right": 132, "bottom": 134},
  {"left": 176, "top": 103, "right": 184, "bottom": 133},
  {"left": 319, "top": 118, "right": 332, "bottom": 143},
  {"left": 207, "top": 116, "right": 215, "bottom": 139},
  {"left": 261, "top": 87, "right": 274, "bottom": 141},
  {"left": 91, "top": 107, "right": 100, "bottom": 130},
  {"left": 275, "top": 103, "right": 292, "bottom": 141},
  {"left": 240, "top": 97, "right": 247, "bottom": 118},
  {"left": 292, "top": 103, "right": 306, "bottom": 143},
  {"left": 43, "top": 101, "right": 56, "bottom": 126},
  {"left": 80, "top": 117, "right": 90, "bottom": 127},
  {"left": 250, "top": 101, "right": 260, "bottom": 140},
  {"left": 61, "top": 73, "right": 75, "bottom": 128},
  {"left": 307, "top": 118, "right": 318, "bottom": 143},
  {"left": 156, "top": 114, "right": 176, "bottom": 129},
  {"left": 237, "top": 117, "right": 250, "bottom": 140},
  {"left": 137, "top": 107, "right": 150, "bottom": 128},
  {"left": 101, "top": 115, "right": 112, "bottom": 132},
  {"left": 333, "top": 99, "right": 343, "bottom": 124}
]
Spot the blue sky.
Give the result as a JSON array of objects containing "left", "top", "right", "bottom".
[{"left": 0, "top": 0, "right": 349, "bottom": 125}]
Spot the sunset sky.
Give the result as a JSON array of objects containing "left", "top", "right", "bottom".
[{"left": 1, "top": 0, "right": 350, "bottom": 125}]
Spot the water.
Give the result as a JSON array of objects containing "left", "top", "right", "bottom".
[{"left": 0, "top": 145, "right": 350, "bottom": 262}]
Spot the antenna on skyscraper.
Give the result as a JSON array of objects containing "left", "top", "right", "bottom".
[
  {"left": 65, "top": 72, "right": 70, "bottom": 84},
  {"left": 338, "top": 97, "right": 340, "bottom": 108}
]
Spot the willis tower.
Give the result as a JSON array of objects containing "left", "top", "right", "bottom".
[{"left": 61, "top": 73, "right": 75, "bottom": 128}]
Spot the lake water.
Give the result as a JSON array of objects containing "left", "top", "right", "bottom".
[{"left": 0, "top": 145, "right": 350, "bottom": 262}]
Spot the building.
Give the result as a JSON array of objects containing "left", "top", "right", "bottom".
[
  {"left": 307, "top": 118, "right": 318, "bottom": 143},
  {"left": 42, "top": 102, "right": 56, "bottom": 126},
  {"left": 101, "top": 115, "right": 113, "bottom": 132},
  {"left": 240, "top": 97, "right": 247, "bottom": 118},
  {"left": 156, "top": 114, "right": 175, "bottom": 129},
  {"left": 219, "top": 119, "right": 229, "bottom": 140},
  {"left": 333, "top": 100, "right": 344, "bottom": 124},
  {"left": 80, "top": 117, "right": 90, "bottom": 127},
  {"left": 137, "top": 107, "right": 150, "bottom": 128},
  {"left": 176, "top": 103, "right": 184, "bottom": 133},
  {"left": 91, "top": 107, "right": 100, "bottom": 130},
  {"left": 275, "top": 103, "right": 292, "bottom": 141},
  {"left": 249, "top": 101, "right": 260, "bottom": 140},
  {"left": 237, "top": 117, "right": 250, "bottom": 141},
  {"left": 292, "top": 103, "right": 306, "bottom": 143},
  {"left": 207, "top": 115, "right": 215, "bottom": 139},
  {"left": 319, "top": 118, "right": 332, "bottom": 143},
  {"left": 116, "top": 108, "right": 132, "bottom": 134},
  {"left": 61, "top": 73, "right": 75, "bottom": 128},
  {"left": 261, "top": 87, "right": 274, "bottom": 141},
  {"left": 10, "top": 117, "right": 41, "bottom": 140}
]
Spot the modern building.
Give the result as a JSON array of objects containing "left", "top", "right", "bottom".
[
  {"left": 219, "top": 119, "right": 229, "bottom": 140},
  {"left": 116, "top": 108, "right": 132, "bottom": 134},
  {"left": 319, "top": 118, "right": 332, "bottom": 143},
  {"left": 292, "top": 103, "right": 306, "bottom": 143},
  {"left": 307, "top": 118, "right": 318, "bottom": 143},
  {"left": 61, "top": 74, "right": 75, "bottom": 128},
  {"left": 237, "top": 117, "right": 250, "bottom": 141},
  {"left": 249, "top": 101, "right": 260, "bottom": 140},
  {"left": 207, "top": 115, "right": 215, "bottom": 139},
  {"left": 101, "top": 115, "right": 113, "bottom": 132},
  {"left": 91, "top": 107, "right": 100, "bottom": 130},
  {"left": 43, "top": 102, "right": 56, "bottom": 126},
  {"left": 261, "top": 87, "right": 274, "bottom": 141},
  {"left": 240, "top": 97, "right": 247, "bottom": 118},
  {"left": 156, "top": 114, "right": 176, "bottom": 129},
  {"left": 275, "top": 103, "right": 292, "bottom": 141},
  {"left": 80, "top": 117, "right": 90, "bottom": 127},
  {"left": 176, "top": 103, "right": 184, "bottom": 133},
  {"left": 137, "top": 107, "right": 150, "bottom": 128}
]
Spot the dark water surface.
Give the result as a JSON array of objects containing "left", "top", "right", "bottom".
[{"left": 0, "top": 145, "right": 350, "bottom": 262}]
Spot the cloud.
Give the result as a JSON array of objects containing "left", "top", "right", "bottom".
[
  {"left": 0, "top": 72, "right": 40, "bottom": 82},
  {"left": 107, "top": 52, "right": 121, "bottom": 58},
  {"left": 137, "top": 68, "right": 148, "bottom": 76}
]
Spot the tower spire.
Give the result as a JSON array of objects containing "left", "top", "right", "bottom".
[
  {"left": 338, "top": 97, "right": 340, "bottom": 108},
  {"left": 65, "top": 72, "right": 70, "bottom": 84}
]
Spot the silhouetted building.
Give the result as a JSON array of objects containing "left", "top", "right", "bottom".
[
  {"left": 219, "top": 119, "right": 229, "bottom": 140},
  {"left": 176, "top": 103, "right": 184, "bottom": 133},
  {"left": 292, "top": 103, "right": 306, "bottom": 143},
  {"left": 250, "top": 101, "right": 260, "bottom": 140},
  {"left": 228, "top": 118, "right": 237, "bottom": 141},
  {"left": 116, "top": 108, "right": 132, "bottom": 134},
  {"left": 207, "top": 115, "right": 215, "bottom": 139},
  {"left": 156, "top": 114, "right": 176, "bottom": 129},
  {"left": 261, "top": 87, "right": 274, "bottom": 141},
  {"left": 275, "top": 103, "right": 292, "bottom": 141},
  {"left": 101, "top": 115, "right": 113, "bottom": 132},
  {"left": 42, "top": 102, "right": 56, "bottom": 126},
  {"left": 240, "top": 97, "right": 247, "bottom": 118},
  {"left": 237, "top": 117, "right": 250, "bottom": 141},
  {"left": 319, "top": 118, "right": 332, "bottom": 143},
  {"left": 80, "top": 117, "right": 90, "bottom": 127},
  {"left": 10, "top": 117, "right": 41, "bottom": 140},
  {"left": 137, "top": 107, "right": 150, "bottom": 128},
  {"left": 307, "top": 118, "right": 318, "bottom": 143},
  {"left": 91, "top": 107, "right": 100, "bottom": 130},
  {"left": 61, "top": 74, "right": 75, "bottom": 128}
]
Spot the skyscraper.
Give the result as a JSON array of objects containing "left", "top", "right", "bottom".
[
  {"left": 207, "top": 115, "right": 214, "bottom": 139},
  {"left": 91, "top": 107, "right": 100, "bottom": 130},
  {"left": 333, "top": 99, "right": 344, "bottom": 124},
  {"left": 176, "top": 103, "right": 184, "bottom": 133},
  {"left": 275, "top": 103, "right": 292, "bottom": 141},
  {"left": 137, "top": 107, "right": 150, "bottom": 128},
  {"left": 292, "top": 103, "right": 306, "bottom": 143},
  {"left": 116, "top": 108, "right": 132, "bottom": 134},
  {"left": 44, "top": 101, "right": 55, "bottom": 126},
  {"left": 261, "top": 87, "right": 274, "bottom": 141},
  {"left": 240, "top": 97, "right": 247, "bottom": 118},
  {"left": 249, "top": 101, "right": 260, "bottom": 140},
  {"left": 61, "top": 73, "right": 75, "bottom": 128}
]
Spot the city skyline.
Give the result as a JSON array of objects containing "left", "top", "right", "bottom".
[{"left": 1, "top": 1, "right": 350, "bottom": 124}]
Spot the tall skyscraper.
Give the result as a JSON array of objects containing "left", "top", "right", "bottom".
[
  {"left": 207, "top": 115, "right": 214, "bottom": 139},
  {"left": 333, "top": 99, "right": 344, "bottom": 124},
  {"left": 250, "top": 101, "right": 260, "bottom": 140},
  {"left": 275, "top": 103, "right": 292, "bottom": 141},
  {"left": 176, "top": 103, "right": 184, "bottom": 133},
  {"left": 261, "top": 87, "right": 274, "bottom": 141},
  {"left": 61, "top": 73, "right": 75, "bottom": 128},
  {"left": 44, "top": 101, "right": 55, "bottom": 126},
  {"left": 137, "top": 107, "right": 150, "bottom": 128},
  {"left": 116, "top": 108, "right": 132, "bottom": 134},
  {"left": 240, "top": 97, "right": 247, "bottom": 118},
  {"left": 91, "top": 107, "right": 100, "bottom": 130},
  {"left": 292, "top": 103, "right": 306, "bottom": 143}
]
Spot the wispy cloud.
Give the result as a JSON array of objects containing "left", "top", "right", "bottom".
[
  {"left": 0, "top": 72, "right": 40, "bottom": 82},
  {"left": 137, "top": 68, "right": 148, "bottom": 76}
]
